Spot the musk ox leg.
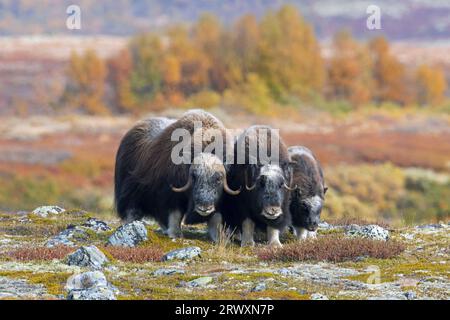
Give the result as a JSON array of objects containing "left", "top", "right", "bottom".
[
  {"left": 294, "top": 227, "right": 316, "bottom": 240},
  {"left": 241, "top": 218, "right": 255, "bottom": 247},
  {"left": 167, "top": 210, "right": 183, "bottom": 239},
  {"left": 208, "top": 213, "right": 223, "bottom": 243},
  {"left": 267, "top": 227, "right": 282, "bottom": 247}
]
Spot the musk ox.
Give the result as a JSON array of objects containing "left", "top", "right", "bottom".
[
  {"left": 288, "top": 146, "right": 327, "bottom": 239},
  {"left": 221, "top": 125, "right": 294, "bottom": 247},
  {"left": 114, "top": 110, "right": 240, "bottom": 240}
]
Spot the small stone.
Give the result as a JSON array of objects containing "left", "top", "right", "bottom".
[
  {"left": 153, "top": 268, "right": 185, "bottom": 276},
  {"left": 404, "top": 291, "right": 416, "bottom": 300},
  {"left": 346, "top": 224, "right": 389, "bottom": 241},
  {"left": 65, "top": 271, "right": 116, "bottom": 300},
  {"left": 82, "top": 218, "right": 111, "bottom": 232},
  {"left": 251, "top": 282, "right": 267, "bottom": 292},
  {"left": 311, "top": 293, "right": 328, "bottom": 300},
  {"left": 107, "top": 221, "right": 148, "bottom": 247},
  {"left": 186, "top": 277, "right": 213, "bottom": 288},
  {"left": 32, "top": 206, "right": 65, "bottom": 218},
  {"left": 65, "top": 271, "right": 108, "bottom": 291},
  {"left": 66, "top": 245, "right": 108, "bottom": 269},
  {"left": 46, "top": 226, "right": 88, "bottom": 247},
  {"left": 67, "top": 286, "right": 116, "bottom": 300},
  {"left": 162, "top": 247, "right": 201, "bottom": 261}
]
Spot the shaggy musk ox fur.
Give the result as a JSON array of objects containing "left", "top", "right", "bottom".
[
  {"left": 114, "top": 110, "right": 240, "bottom": 240},
  {"left": 221, "top": 125, "right": 294, "bottom": 247},
  {"left": 288, "top": 146, "right": 327, "bottom": 240}
]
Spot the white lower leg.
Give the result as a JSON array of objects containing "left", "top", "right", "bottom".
[
  {"left": 294, "top": 226, "right": 309, "bottom": 240},
  {"left": 267, "top": 227, "right": 282, "bottom": 247},
  {"left": 167, "top": 210, "right": 182, "bottom": 239},
  {"left": 241, "top": 218, "right": 255, "bottom": 247},
  {"left": 208, "top": 213, "right": 223, "bottom": 242}
]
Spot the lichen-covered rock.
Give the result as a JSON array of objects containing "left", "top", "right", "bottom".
[
  {"left": 32, "top": 206, "right": 65, "bottom": 218},
  {"left": 107, "top": 221, "right": 148, "bottom": 247},
  {"left": 162, "top": 246, "right": 201, "bottom": 261},
  {"left": 67, "top": 286, "right": 116, "bottom": 300},
  {"left": 82, "top": 218, "right": 111, "bottom": 232},
  {"left": 153, "top": 268, "right": 185, "bottom": 276},
  {"left": 65, "top": 271, "right": 116, "bottom": 300},
  {"left": 311, "top": 293, "right": 329, "bottom": 300},
  {"left": 346, "top": 224, "right": 389, "bottom": 241},
  {"left": 186, "top": 276, "right": 213, "bottom": 288},
  {"left": 66, "top": 245, "right": 108, "bottom": 269},
  {"left": 0, "top": 276, "right": 47, "bottom": 299},
  {"left": 46, "top": 226, "right": 88, "bottom": 247},
  {"left": 251, "top": 282, "right": 267, "bottom": 292}
]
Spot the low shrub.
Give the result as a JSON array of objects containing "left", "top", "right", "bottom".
[
  {"left": 256, "top": 235, "right": 405, "bottom": 263},
  {"left": 5, "top": 246, "right": 75, "bottom": 261},
  {"left": 104, "top": 246, "right": 164, "bottom": 263}
]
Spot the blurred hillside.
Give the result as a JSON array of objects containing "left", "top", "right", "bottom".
[{"left": 1, "top": 0, "right": 450, "bottom": 41}]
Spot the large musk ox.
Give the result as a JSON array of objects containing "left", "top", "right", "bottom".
[
  {"left": 221, "top": 125, "right": 294, "bottom": 247},
  {"left": 288, "top": 146, "right": 327, "bottom": 240},
  {"left": 114, "top": 110, "right": 240, "bottom": 240}
]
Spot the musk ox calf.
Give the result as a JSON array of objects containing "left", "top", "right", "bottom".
[
  {"left": 221, "top": 125, "right": 294, "bottom": 247},
  {"left": 288, "top": 146, "right": 327, "bottom": 240},
  {"left": 114, "top": 110, "right": 240, "bottom": 240}
]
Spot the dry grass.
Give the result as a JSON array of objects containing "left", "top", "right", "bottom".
[
  {"left": 104, "top": 246, "right": 164, "bottom": 263},
  {"left": 326, "top": 217, "right": 391, "bottom": 229},
  {"left": 257, "top": 235, "right": 406, "bottom": 263},
  {"left": 4, "top": 246, "right": 75, "bottom": 261}
]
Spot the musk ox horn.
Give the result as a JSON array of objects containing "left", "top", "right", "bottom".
[
  {"left": 283, "top": 166, "right": 297, "bottom": 191},
  {"left": 171, "top": 174, "right": 192, "bottom": 192},
  {"left": 223, "top": 176, "right": 241, "bottom": 195},
  {"left": 244, "top": 170, "right": 256, "bottom": 191}
]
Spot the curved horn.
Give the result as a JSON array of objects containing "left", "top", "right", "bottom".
[
  {"left": 223, "top": 176, "right": 241, "bottom": 195},
  {"left": 283, "top": 166, "right": 297, "bottom": 191},
  {"left": 171, "top": 174, "right": 192, "bottom": 192},
  {"left": 245, "top": 170, "right": 256, "bottom": 191}
]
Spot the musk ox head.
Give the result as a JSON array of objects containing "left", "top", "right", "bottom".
[
  {"left": 288, "top": 146, "right": 327, "bottom": 232},
  {"left": 245, "top": 163, "right": 294, "bottom": 220},
  {"left": 172, "top": 153, "right": 240, "bottom": 216}
]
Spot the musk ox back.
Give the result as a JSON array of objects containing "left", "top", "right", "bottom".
[
  {"left": 114, "top": 110, "right": 239, "bottom": 240},
  {"left": 288, "top": 146, "right": 327, "bottom": 239},
  {"left": 221, "top": 125, "right": 293, "bottom": 247},
  {"left": 114, "top": 116, "right": 175, "bottom": 221}
]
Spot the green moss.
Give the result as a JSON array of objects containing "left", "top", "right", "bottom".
[{"left": 0, "top": 270, "right": 71, "bottom": 296}]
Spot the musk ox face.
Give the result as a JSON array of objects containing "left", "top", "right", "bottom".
[
  {"left": 172, "top": 153, "right": 240, "bottom": 216},
  {"left": 290, "top": 191, "right": 324, "bottom": 231},
  {"left": 245, "top": 164, "right": 292, "bottom": 220}
]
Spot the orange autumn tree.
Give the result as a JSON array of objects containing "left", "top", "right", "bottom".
[
  {"left": 257, "top": 5, "right": 324, "bottom": 99},
  {"left": 65, "top": 50, "right": 108, "bottom": 115},
  {"left": 108, "top": 49, "right": 136, "bottom": 113},
  {"left": 416, "top": 65, "right": 448, "bottom": 107},
  {"left": 327, "top": 31, "right": 373, "bottom": 107},
  {"left": 369, "top": 36, "right": 410, "bottom": 105}
]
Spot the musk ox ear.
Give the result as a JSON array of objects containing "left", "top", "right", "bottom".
[{"left": 324, "top": 186, "right": 329, "bottom": 194}]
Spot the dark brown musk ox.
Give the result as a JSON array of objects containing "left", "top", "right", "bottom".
[
  {"left": 114, "top": 110, "right": 241, "bottom": 241},
  {"left": 288, "top": 146, "right": 327, "bottom": 240},
  {"left": 221, "top": 125, "right": 295, "bottom": 247}
]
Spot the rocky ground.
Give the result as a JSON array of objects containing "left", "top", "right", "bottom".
[{"left": 0, "top": 206, "right": 448, "bottom": 300}]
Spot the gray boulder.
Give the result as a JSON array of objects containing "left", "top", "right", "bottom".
[
  {"left": 107, "top": 221, "right": 148, "bottom": 247},
  {"left": 66, "top": 271, "right": 116, "bottom": 300},
  {"left": 251, "top": 282, "right": 267, "bottom": 292},
  {"left": 66, "top": 245, "right": 108, "bottom": 269},
  {"left": 311, "top": 293, "right": 329, "bottom": 300},
  {"left": 46, "top": 226, "right": 88, "bottom": 247},
  {"left": 346, "top": 224, "right": 389, "bottom": 241},
  {"left": 153, "top": 268, "right": 186, "bottom": 276},
  {"left": 83, "top": 218, "right": 111, "bottom": 232},
  {"left": 186, "top": 277, "right": 213, "bottom": 288},
  {"left": 32, "top": 206, "right": 65, "bottom": 218},
  {"left": 162, "top": 247, "right": 201, "bottom": 261}
]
